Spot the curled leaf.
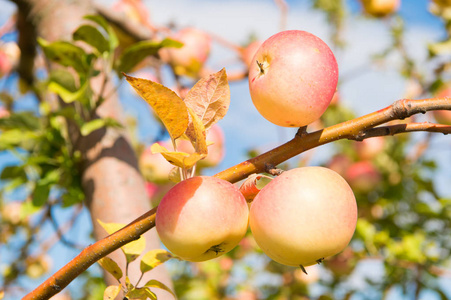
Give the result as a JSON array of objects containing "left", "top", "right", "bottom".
[
  {"left": 124, "top": 75, "right": 188, "bottom": 140},
  {"left": 150, "top": 142, "right": 206, "bottom": 169},
  {"left": 185, "top": 107, "right": 208, "bottom": 155},
  {"left": 239, "top": 174, "right": 273, "bottom": 202},
  {"left": 184, "top": 68, "right": 230, "bottom": 130}
]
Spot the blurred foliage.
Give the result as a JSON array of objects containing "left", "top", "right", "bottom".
[{"left": 0, "top": 1, "right": 451, "bottom": 300}]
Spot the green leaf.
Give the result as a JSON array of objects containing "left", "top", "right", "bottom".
[
  {"left": 0, "top": 129, "right": 37, "bottom": 150},
  {"left": 140, "top": 249, "right": 174, "bottom": 274},
  {"left": 98, "top": 257, "right": 123, "bottom": 282},
  {"left": 103, "top": 285, "right": 121, "bottom": 300},
  {"left": 0, "top": 112, "right": 40, "bottom": 131},
  {"left": 32, "top": 183, "right": 50, "bottom": 207},
  {"left": 97, "top": 220, "right": 146, "bottom": 263},
  {"left": 80, "top": 118, "right": 123, "bottom": 136},
  {"left": 48, "top": 79, "right": 89, "bottom": 104},
  {"left": 84, "top": 15, "right": 119, "bottom": 50},
  {"left": 1, "top": 165, "right": 27, "bottom": 181},
  {"left": 124, "top": 75, "right": 188, "bottom": 140},
  {"left": 38, "top": 38, "right": 89, "bottom": 74},
  {"left": 62, "top": 186, "right": 85, "bottom": 207},
  {"left": 143, "top": 279, "right": 176, "bottom": 298},
  {"left": 73, "top": 24, "right": 109, "bottom": 54},
  {"left": 117, "top": 38, "right": 183, "bottom": 74}
]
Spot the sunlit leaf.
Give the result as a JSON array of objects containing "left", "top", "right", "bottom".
[
  {"left": 126, "top": 287, "right": 157, "bottom": 300},
  {"left": 73, "top": 24, "right": 109, "bottom": 54},
  {"left": 84, "top": 15, "right": 119, "bottom": 50},
  {"left": 97, "top": 220, "right": 146, "bottom": 263},
  {"left": 125, "top": 75, "right": 188, "bottom": 139},
  {"left": 185, "top": 107, "right": 208, "bottom": 155},
  {"left": 143, "top": 279, "right": 176, "bottom": 298},
  {"left": 103, "top": 285, "right": 121, "bottom": 300},
  {"left": 98, "top": 257, "right": 123, "bottom": 282},
  {"left": 184, "top": 68, "right": 230, "bottom": 129},
  {"left": 38, "top": 38, "right": 89, "bottom": 74},
  {"left": 48, "top": 77, "right": 89, "bottom": 104},
  {"left": 117, "top": 38, "right": 183, "bottom": 74},
  {"left": 140, "top": 249, "right": 174, "bottom": 274},
  {"left": 150, "top": 142, "right": 205, "bottom": 169}
]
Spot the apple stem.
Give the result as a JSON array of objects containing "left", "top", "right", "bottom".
[
  {"left": 256, "top": 60, "right": 265, "bottom": 75},
  {"left": 265, "top": 163, "right": 284, "bottom": 176},
  {"left": 316, "top": 258, "right": 324, "bottom": 265}
]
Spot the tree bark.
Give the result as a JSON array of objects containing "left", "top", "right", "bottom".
[{"left": 13, "top": 0, "right": 173, "bottom": 298}]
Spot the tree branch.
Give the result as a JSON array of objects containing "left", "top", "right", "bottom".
[{"left": 23, "top": 97, "right": 451, "bottom": 300}]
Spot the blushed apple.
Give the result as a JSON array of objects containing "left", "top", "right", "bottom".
[
  {"left": 156, "top": 176, "right": 249, "bottom": 262},
  {"left": 241, "top": 40, "right": 263, "bottom": 67},
  {"left": 248, "top": 30, "right": 338, "bottom": 127},
  {"left": 249, "top": 167, "right": 357, "bottom": 269},
  {"left": 354, "top": 136, "right": 385, "bottom": 160},
  {"left": 433, "top": 87, "right": 451, "bottom": 125},
  {"left": 159, "top": 28, "right": 211, "bottom": 77},
  {"left": 345, "top": 161, "right": 382, "bottom": 193},
  {"left": 360, "top": 0, "right": 400, "bottom": 17}
]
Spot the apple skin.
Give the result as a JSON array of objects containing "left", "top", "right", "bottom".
[
  {"left": 241, "top": 40, "right": 263, "bottom": 67},
  {"left": 354, "top": 136, "right": 385, "bottom": 160},
  {"left": 432, "top": 88, "right": 451, "bottom": 125},
  {"left": 159, "top": 28, "right": 211, "bottom": 77},
  {"left": 249, "top": 167, "right": 357, "bottom": 268},
  {"left": 156, "top": 176, "right": 249, "bottom": 262},
  {"left": 248, "top": 30, "right": 338, "bottom": 127},
  {"left": 361, "top": 0, "right": 400, "bottom": 17},
  {"left": 345, "top": 161, "right": 382, "bottom": 193}
]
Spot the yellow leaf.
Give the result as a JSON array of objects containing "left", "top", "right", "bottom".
[
  {"left": 97, "top": 219, "right": 146, "bottom": 263},
  {"left": 184, "top": 68, "right": 230, "bottom": 129},
  {"left": 185, "top": 107, "right": 208, "bottom": 155},
  {"left": 150, "top": 142, "right": 206, "bottom": 169},
  {"left": 126, "top": 287, "right": 157, "bottom": 300},
  {"left": 103, "top": 285, "right": 122, "bottom": 300},
  {"left": 124, "top": 74, "right": 188, "bottom": 139},
  {"left": 140, "top": 249, "right": 174, "bottom": 273},
  {"left": 143, "top": 279, "right": 176, "bottom": 298},
  {"left": 98, "top": 257, "right": 123, "bottom": 281}
]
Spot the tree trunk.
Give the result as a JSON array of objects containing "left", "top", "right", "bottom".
[{"left": 13, "top": 0, "right": 173, "bottom": 298}]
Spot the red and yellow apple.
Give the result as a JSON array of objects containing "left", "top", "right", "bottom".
[
  {"left": 159, "top": 28, "right": 211, "bottom": 77},
  {"left": 345, "top": 161, "right": 382, "bottom": 193},
  {"left": 433, "top": 87, "right": 451, "bottom": 125},
  {"left": 360, "top": 0, "right": 400, "bottom": 17},
  {"left": 156, "top": 176, "right": 249, "bottom": 262},
  {"left": 241, "top": 40, "right": 263, "bottom": 67},
  {"left": 354, "top": 136, "right": 385, "bottom": 161},
  {"left": 249, "top": 167, "right": 357, "bottom": 268},
  {"left": 248, "top": 30, "right": 338, "bottom": 127}
]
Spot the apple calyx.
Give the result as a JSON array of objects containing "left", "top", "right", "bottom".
[
  {"left": 300, "top": 257, "right": 325, "bottom": 275},
  {"left": 206, "top": 243, "right": 225, "bottom": 255},
  {"left": 256, "top": 59, "right": 269, "bottom": 77}
]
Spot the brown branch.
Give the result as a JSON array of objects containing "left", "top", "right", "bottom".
[{"left": 23, "top": 97, "right": 451, "bottom": 299}]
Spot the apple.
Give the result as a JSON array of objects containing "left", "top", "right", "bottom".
[
  {"left": 354, "top": 136, "right": 385, "bottom": 161},
  {"left": 326, "top": 154, "right": 353, "bottom": 176},
  {"left": 159, "top": 28, "right": 211, "bottom": 77},
  {"left": 156, "top": 176, "right": 249, "bottom": 262},
  {"left": 139, "top": 141, "right": 175, "bottom": 183},
  {"left": 249, "top": 167, "right": 357, "bottom": 269},
  {"left": 241, "top": 40, "right": 263, "bottom": 67},
  {"left": 345, "top": 161, "right": 382, "bottom": 193},
  {"left": 360, "top": 0, "right": 400, "bottom": 17},
  {"left": 432, "top": 87, "right": 451, "bottom": 125},
  {"left": 324, "top": 246, "right": 356, "bottom": 277},
  {"left": 0, "top": 42, "right": 20, "bottom": 78},
  {"left": 248, "top": 30, "right": 338, "bottom": 127}
]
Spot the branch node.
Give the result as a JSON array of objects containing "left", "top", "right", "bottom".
[
  {"left": 264, "top": 163, "right": 284, "bottom": 176},
  {"left": 295, "top": 126, "right": 308, "bottom": 138},
  {"left": 392, "top": 99, "right": 412, "bottom": 120}
]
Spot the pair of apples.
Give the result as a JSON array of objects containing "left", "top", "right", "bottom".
[{"left": 156, "top": 30, "right": 357, "bottom": 269}]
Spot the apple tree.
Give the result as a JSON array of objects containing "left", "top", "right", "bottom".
[{"left": 0, "top": 0, "right": 451, "bottom": 300}]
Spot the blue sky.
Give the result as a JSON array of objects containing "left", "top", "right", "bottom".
[{"left": 1, "top": 0, "right": 451, "bottom": 299}]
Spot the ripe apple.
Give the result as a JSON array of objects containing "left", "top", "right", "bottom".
[
  {"left": 159, "top": 28, "right": 211, "bottom": 77},
  {"left": 248, "top": 30, "right": 338, "bottom": 127},
  {"left": 360, "top": 0, "right": 400, "bottom": 17},
  {"left": 432, "top": 87, "right": 451, "bottom": 125},
  {"left": 139, "top": 141, "right": 175, "bottom": 183},
  {"left": 241, "top": 40, "right": 263, "bottom": 67},
  {"left": 354, "top": 136, "right": 385, "bottom": 161},
  {"left": 156, "top": 176, "right": 249, "bottom": 262},
  {"left": 249, "top": 167, "right": 357, "bottom": 268},
  {"left": 345, "top": 161, "right": 382, "bottom": 193}
]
